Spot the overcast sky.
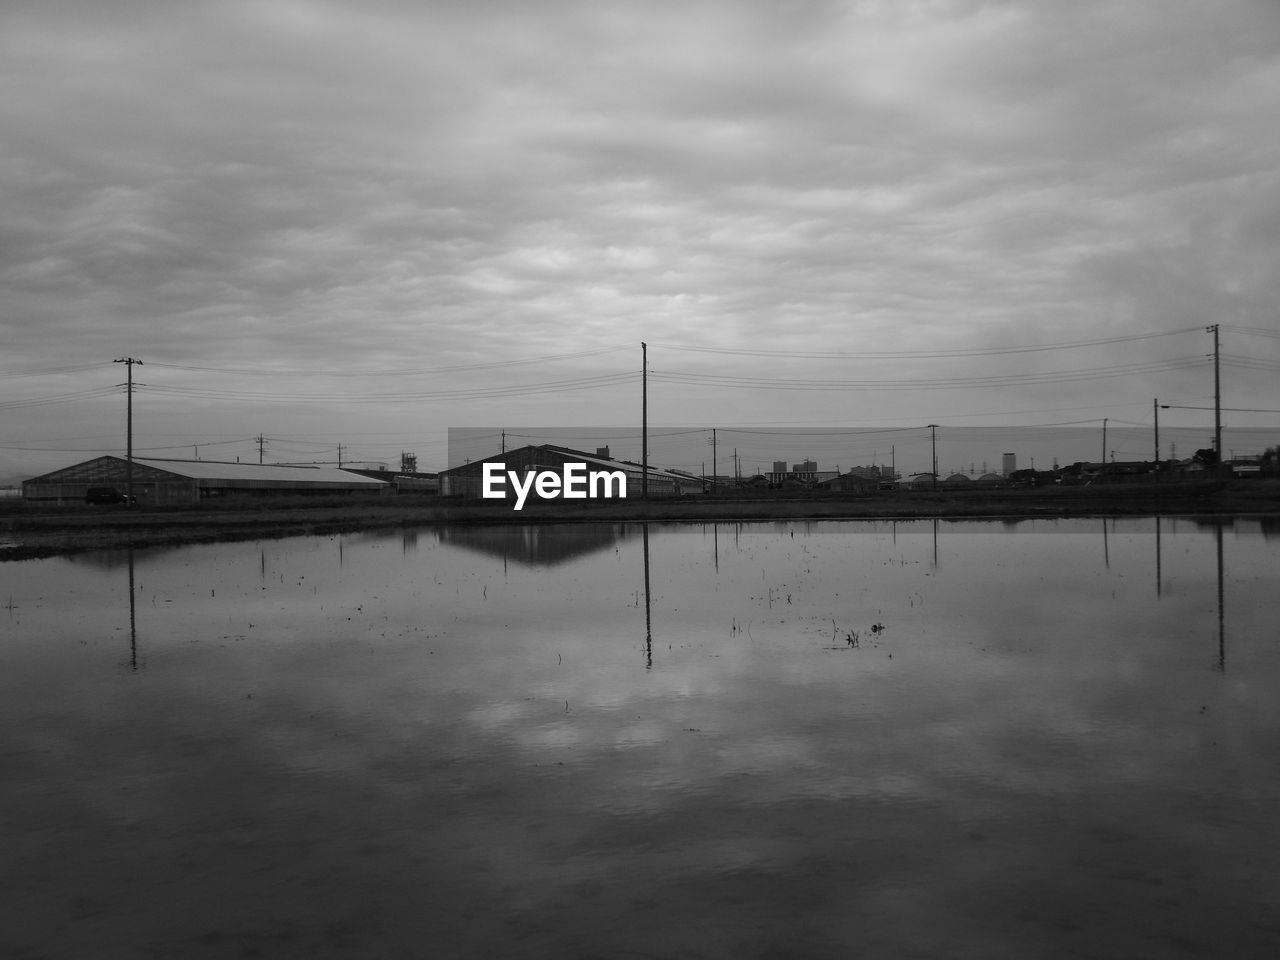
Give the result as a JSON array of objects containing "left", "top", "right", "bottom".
[{"left": 3, "top": 0, "right": 1278, "bottom": 478}]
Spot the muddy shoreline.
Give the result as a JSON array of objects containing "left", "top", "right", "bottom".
[{"left": 3, "top": 480, "right": 1278, "bottom": 562}]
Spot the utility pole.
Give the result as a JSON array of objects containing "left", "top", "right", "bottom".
[
  {"left": 641, "top": 342, "right": 648, "bottom": 500},
  {"left": 113, "top": 357, "right": 142, "bottom": 507},
  {"left": 501, "top": 430, "right": 506, "bottom": 455},
  {"left": 337, "top": 444, "right": 344, "bottom": 468},
  {"left": 712, "top": 428, "right": 717, "bottom": 493},
  {"left": 1209, "top": 323, "right": 1222, "bottom": 471},
  {"left": 1101, "top": 418, "right": 1108, "bottom": 466},
  {"left": 257, "top": 434, "right": 267, "bottom": 464},
  {"left": 928, "top": 424, "right": 938, "bottom": 490},
  {"left": 1153, "top": 399, "right": 1160, "bottom": 482}
]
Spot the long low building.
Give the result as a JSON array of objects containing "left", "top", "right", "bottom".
[
  {"left": 439, "top": 444, "right": 699, "bottom": 502},
  {"left": 22, "top": 455, "right": 390, "bottom": 504}
]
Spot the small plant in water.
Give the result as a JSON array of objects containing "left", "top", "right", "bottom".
[{"left": 845, "top": 630, "right": 859, "bottom": 648}]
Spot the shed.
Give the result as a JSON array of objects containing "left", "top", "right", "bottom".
[{"left": 22, "top": 456, "right": 389, "bottom": 504}]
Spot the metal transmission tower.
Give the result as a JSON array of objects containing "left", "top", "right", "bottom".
[{"left": 113, "top": 357, "right": 143, "bottom": 506}]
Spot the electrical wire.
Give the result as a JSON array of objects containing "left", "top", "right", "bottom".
[
  {"left": 140, "top": 371, "right": 639, "bottom": 403},
  {"left": 0, "top": 386, "right": 121, "bottom": 410},
  {"left": 653, "top": 327, "right": 1202, "bottom": 360},
  {"left": 144, "top": 346, "right": 630, "bottom": 378},
  {"left": 649, "top": 356, "right": 1207, "bottom": 391}
]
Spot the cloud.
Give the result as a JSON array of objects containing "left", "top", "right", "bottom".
[{"left": 2, "top": 0, "right": 1278, "bottom": 475}]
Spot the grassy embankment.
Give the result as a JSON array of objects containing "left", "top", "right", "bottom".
[{"left": 2, "top": 479, "right": 1278, "bottom": 562}]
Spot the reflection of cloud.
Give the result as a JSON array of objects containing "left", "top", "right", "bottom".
[{"left": 7, "top": 521, "right": 1280, "bottom": 956}]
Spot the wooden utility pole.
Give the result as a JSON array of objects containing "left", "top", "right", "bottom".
[
  {"left": 928, "top": 424, "right": 938, "bottom": 490},
  {"left": 1101, "top": 418, "right": 1108, "bottom": 465},
  {"left": 113, "top": 357, "right": 142, "bottom": 507},
  {"left": 641, "top": 342, "right": 648, "bottom": 500},
  {"left": 712, "top": 428, "right": 717, "bottom": 493},
  {"left": 1209, "top": 324, "right": 1222, "bottom": 469},
  {"left": 1153, "top": 399, "right": 1160, "bottom": 481}
]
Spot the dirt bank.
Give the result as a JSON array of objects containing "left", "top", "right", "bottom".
[{"left": 3, "top": 480, "right": 1278, "bottom": 562}]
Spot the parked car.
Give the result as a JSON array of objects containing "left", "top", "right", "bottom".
[{"left": 85, "top": 486, "right": 133, "bottom": 504}]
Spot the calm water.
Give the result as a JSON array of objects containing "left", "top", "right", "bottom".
[{"left": 2, "top": 518, "right": 1278, "bottom": 959}]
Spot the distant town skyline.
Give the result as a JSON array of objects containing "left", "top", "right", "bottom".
[
  {"left": 3, "top": 2, "right": 1278, "bottom": 482},
  {"left": 447, "top": 424, "right": 1275, "bottom": 481}
]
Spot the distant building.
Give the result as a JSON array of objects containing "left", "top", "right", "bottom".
[
  {"left": 847, "top": 464, "right": 888, "bottom": 480},
  {"left": 1002, "top": 453, "right": 1017, "bottom": 477},
  {"left": 438, "top": 444, "right": 696, "bottom": 501},
  {"left": 765, "top": 459, "right": 832, "bottom": 485},
  {"left": 818, "top": 473, "right": 880, "bottom": 493},
  {"left": 22, "top": 456, "right": 389, "bottom": 504}
]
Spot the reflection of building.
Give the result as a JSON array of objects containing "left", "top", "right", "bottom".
[
  {"left": 22, "top": 456, "right": 389, "bottom": 504},
  {"left": 439, "top": 444, "right": 696, "bottom": 500},
  {"left": 438, "top": 522, "right": 624, "bottom": 566}
]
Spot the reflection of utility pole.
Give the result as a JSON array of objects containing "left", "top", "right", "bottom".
[
  {"left": 642, "top": 523, "right": 652, "bottom": 670},
  {"left": 113, "top": 357, "right": 142, "bottom": 507},
  {"left": 1215, "top": 522, "right": 1225, "bottom": 672},
  {"left": 126, "top": 546, "right": 139, "bottom": 672}
]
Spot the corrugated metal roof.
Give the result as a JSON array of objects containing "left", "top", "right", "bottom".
[{"left": 130, "top": 458, "right": 387, "bottom": 486}]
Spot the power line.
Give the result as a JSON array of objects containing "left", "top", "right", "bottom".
[
  {"left": 140, "top": 371, "right": 638, "bottom": 404},
  {"left": 649, "top": 356, "right": 1206, "bottom": 391},
  {"left": 0, "top": 362, "right": 109, "bottom": 380},
  {"left": 0, "top": 386, "right": 120, "bottom": 410},
  {"left": 144, "top": 345, "right": 630, "bottom": 378},
  {"left": 654, "top": 327, "right": 1201, "bottom": 360}
]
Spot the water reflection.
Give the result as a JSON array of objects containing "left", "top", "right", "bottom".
[
  {"left": 437, "top": 522, "right": 623, "bottom": 566},
  {"left": 642, "top": 523, "right": 652, "bottom": 670},
  {"left": 6, "top": 518, "right": 1279, "bottom": 959},
  {"left": 125, "top": 546, "right": 139, "bottom": 672},
  {"left": 1216, "top": 521, "right": 1226, "bottom": 673}
]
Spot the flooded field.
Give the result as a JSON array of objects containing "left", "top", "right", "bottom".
[{"left": 3, "top": 518, "right": 1279, "bottom": 958}]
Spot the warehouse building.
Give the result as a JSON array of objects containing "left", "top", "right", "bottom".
[
  {"left": 22, "top": 455, "right": 390, "bottom": 504},
  {"left": 438, "top": 444, "right": 698, "bottom": 502}
]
